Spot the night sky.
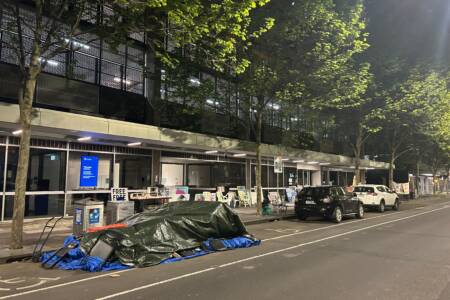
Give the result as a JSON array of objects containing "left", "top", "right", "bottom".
[{"left": 366, "top": 0, "right": 450, "bottom": 70}]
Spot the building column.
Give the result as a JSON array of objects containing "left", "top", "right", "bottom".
[{"left": 152, "top": 150, "right": 161, "bottom": 185}]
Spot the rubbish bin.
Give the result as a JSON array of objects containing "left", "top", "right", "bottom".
[
  {"left": 73, "top": 199, "right": 104, "bottom": 236},
  {"left": 105, "top": 201, "right": 135, "bottom": 225}
]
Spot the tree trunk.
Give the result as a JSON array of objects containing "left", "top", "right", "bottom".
[
  {"left": 255, "top": 110, "right": 263, "bottom": 215},
  {"left": 352, "top": 123, "right": 363, "bottom": 186},
  {"left": 388, "top": 153, "right": 395, "bottom": 189},
  {"left": 10, "top": 77, "right": 36, "bottom": 249}
]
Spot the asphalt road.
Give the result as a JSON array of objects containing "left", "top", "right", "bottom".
[{"left": 2, "top": 198, "right": 450, "bottom": 300}]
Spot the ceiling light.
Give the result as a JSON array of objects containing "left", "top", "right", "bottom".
[
  {"left": 205, "top": 150, "right": 218, "bottom": 154},
  {"left": 12, "top": 129, "right": 22, "bottom": 135},
  {"left": 77, "top": 136, "right": 91, "bottom": 142},
  {"left": 293, "top": 160, "right": 305, "bottom": 163},
  {"left": 320, "top": 162, "right": 331, "bottom": 166},
  {"left": 206, "top": 99, "right": 214, "bottom": 105},
  {"left": 113, "top": 77, "right": 131, "bottom": 85},
  {"left": 127, "top": 142, "right": 141, "bottom": 146},
  {"left": 282, "top": 158, "right": 290, "bottom": 161},
  {"left": 233, "top": 153, "right": 247, "bottom": 157},
  {"left": 307, "top": 161, "right": 319, "bottom": 164}
]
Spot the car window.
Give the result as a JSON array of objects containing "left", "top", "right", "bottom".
[
  {"left": 354, "top": 186, "right": 374, "bottom": 193},
  {"left": 377, "top": 186, "right": 386, "bottom": 192},
  {"left": 299, "top": 187, "right": 330, "bottom": 197}
]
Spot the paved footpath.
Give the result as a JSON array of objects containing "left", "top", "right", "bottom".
[{"left": 0, "top": 195, "right": 449, "bottom": 300}]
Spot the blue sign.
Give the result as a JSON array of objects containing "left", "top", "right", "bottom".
[
  {"left": 80, "top": 156, "right": 99, "bottom": 187},
  {"left": 89, "top": 208, "right": 100, "bottom": 224}
]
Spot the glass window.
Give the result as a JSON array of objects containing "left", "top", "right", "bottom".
[
  {"left": 268, "top": 166, "right": 281, "bottom": 187},
  {"left": 251, "top": 164, "right": 268, "bottom": 187},
  {"left": 0, "top": 146, "right": 5, "bottom": 192},
  {"left": 4, "top": 195, "right": 65, "bottom": 219},
  {"left": 187, "top": 164, "right": 211, "bottom": 187},
  {"left": 115, "top": 155, "right": 151, "bottom": 189},
  {"left": 67, "top": 152, "right": 112, "bottom": 190},
  {"left": 212, "top": 163, "right": 245, "bottom": 187},
  {"left": 284, "top": 167, "right": 297, "bottom": 186},
  {"left": 6, "top": 148, "right": 66, "bottom": 191}
]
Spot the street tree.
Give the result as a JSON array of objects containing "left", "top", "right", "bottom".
[
  {"left": 1, "top": 0, "right": 271, "bottom": 249},
  {"left": 373, "top": 70, "right": 450, "bottom": 188},
  {"left": 239, "top": 0, "right": 369, "bottom": 214}
]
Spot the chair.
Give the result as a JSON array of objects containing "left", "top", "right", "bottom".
[{"left": 237, "top": 190, "right": 251, "bottom": 207}]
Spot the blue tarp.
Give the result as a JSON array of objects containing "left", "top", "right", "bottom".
[{"left": 41, "top": 235, "right": 260, "bottom": 272}]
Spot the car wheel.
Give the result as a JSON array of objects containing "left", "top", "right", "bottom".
[
  {"left": 356, "top": 204, "right": 364, "bottom": 219},
  {"left": 332, "top": 206, "right": 343, "bottom": 223},
  {"left": 392, "top": 199, "right": 400, "bottom": 211},
  {"left": 297, "top": 212, "right": 308, "bottom": 221},
  {"left": 379, "top": 200, "right": 385, "bottom": 213}
]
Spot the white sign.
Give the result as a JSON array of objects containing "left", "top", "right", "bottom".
[{"left": 274, "top": 156, "right": 283, "bottom": 173}]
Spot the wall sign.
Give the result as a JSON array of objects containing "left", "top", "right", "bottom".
[
  {"left": 88, "top": 208, "right": 100, "bottom": 224},
  {"left": 80, "top": 155, "right": 99, "bottom": 187},
  {"left": 274, "top": 156, "right": 283, "bottom": 174}
]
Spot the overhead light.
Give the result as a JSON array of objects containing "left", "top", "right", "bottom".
[
  {"left": 205, "top": 150, "right": 218, "bottom": 154},
  {"left": 273, "top": 104, "right": 280, "bottom": 110},
  {"left": 365, "top": 167, "right": 375, "bottom": 170},
  {"left": 421, "top": 173, "right": 433, "bottom": 177},
  {"left": 189, "top": 77, "right": 201, "bottom": 87},
  {"left": 77, "top": 136, "right": 91, "bottom": 142},
  {"left": 320, "top": 162, "right": 331, "bottom": 166},
  {"left": 233, "top": 153, "right": 247, "bottom": 157},
  {"left": 113, "top": 77, "right": 131, "bottom": 85},
  {"left": 307, "top": 161, "right": 319, "bottom": 164},
  {"left": 282, "top": 158, "right": 290, "bottom": 161},
  {"left": 293, "top": 160, "right": 305, "bottom": 163},
  {"left": 38, "top": 57, "right": 59, "bottom": 66},
  {"left": 127, "top": 142, "right": 141, "bottom": 146},
  {"left": 12, "top": 129, "right": 22, "bottom": 135},
  {"left": 206, "top": 99, "right": 214, "bottom": 105}
]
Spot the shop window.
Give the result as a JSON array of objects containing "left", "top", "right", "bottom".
[
  {"left": 268, "top": 166, "right": 281, "bottom": 188},
  {"left": 4, "top": 195, "right": 65, "bottom": 219},
  {"left": 6, "top": 148, "right": 66, "bottom": 191},
  {"left": 187, "top": 164, "right": 211, "bottom": 187},
  {"left": 251, "top": 164, "right": 268, "bottom": 188},
  {"left": 212, "top": 163, "right": 245, "bottom": 187},
  {"left": 284, "top": 167, "right": 297, "bottom": 186},
  {"left": 115, "top": 155, "right": 151, "bottom": 189},
  {"left": 67, "top": 152, "right": 112, "bottom": 191},
  {"left": 0, "top": 146, "right": 5, "bottom": 192}
]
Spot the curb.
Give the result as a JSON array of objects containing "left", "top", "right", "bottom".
[{"left": 242, "top": 214, "right": 297, "bottom": 226}]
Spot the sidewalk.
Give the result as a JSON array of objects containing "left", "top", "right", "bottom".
[{"left": 0, "top": 205, "right": 296, "bottom": 264}]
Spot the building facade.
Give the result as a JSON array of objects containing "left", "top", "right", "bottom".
[{"left": 0, "top": 4, "right": 388, "bottom": 221}]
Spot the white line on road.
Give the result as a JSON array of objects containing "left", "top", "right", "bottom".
[
  {"left": 0, "top": 204, "right": 447, "bottom": 300},
  {"left": 95, "top": 205, "right": 450, "bottom": 300},
  {"left": 261, "top": 211, "right": 402, "bottom": 242}
]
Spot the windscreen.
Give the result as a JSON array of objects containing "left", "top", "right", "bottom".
[
  {"left": 299, "top": 187, "right": 330, "bottom": 198},
  {"left": 354, "top": 186, "right": 374, "bottom": 193}
]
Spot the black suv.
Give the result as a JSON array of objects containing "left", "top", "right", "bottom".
[{"left": 295, "top": 186, "right": 364, "bottom": 223}]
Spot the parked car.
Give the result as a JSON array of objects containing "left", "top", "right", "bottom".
[
  {"left": 295, "top": 186, "right": 364, "bottom": 223},
  {"left": 354, "top": 184, "right": 400, "bottom": 212}
]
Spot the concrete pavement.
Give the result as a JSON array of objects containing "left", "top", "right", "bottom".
[{"left": 0, "top": 196, "right": 450, "bottom": 299}]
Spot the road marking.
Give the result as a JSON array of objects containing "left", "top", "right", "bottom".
[
  {"left": 261, "top": 211, "right": 402, "bottom": 242},
  {"left": 0, "top": 204, "right": 447, "bottom": 300},
  {"left": 95, "top": 205, "right": 450, "bottom": 300},
  {"left": 16, "top": 277, "right": 60, "bottom": 290}
]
